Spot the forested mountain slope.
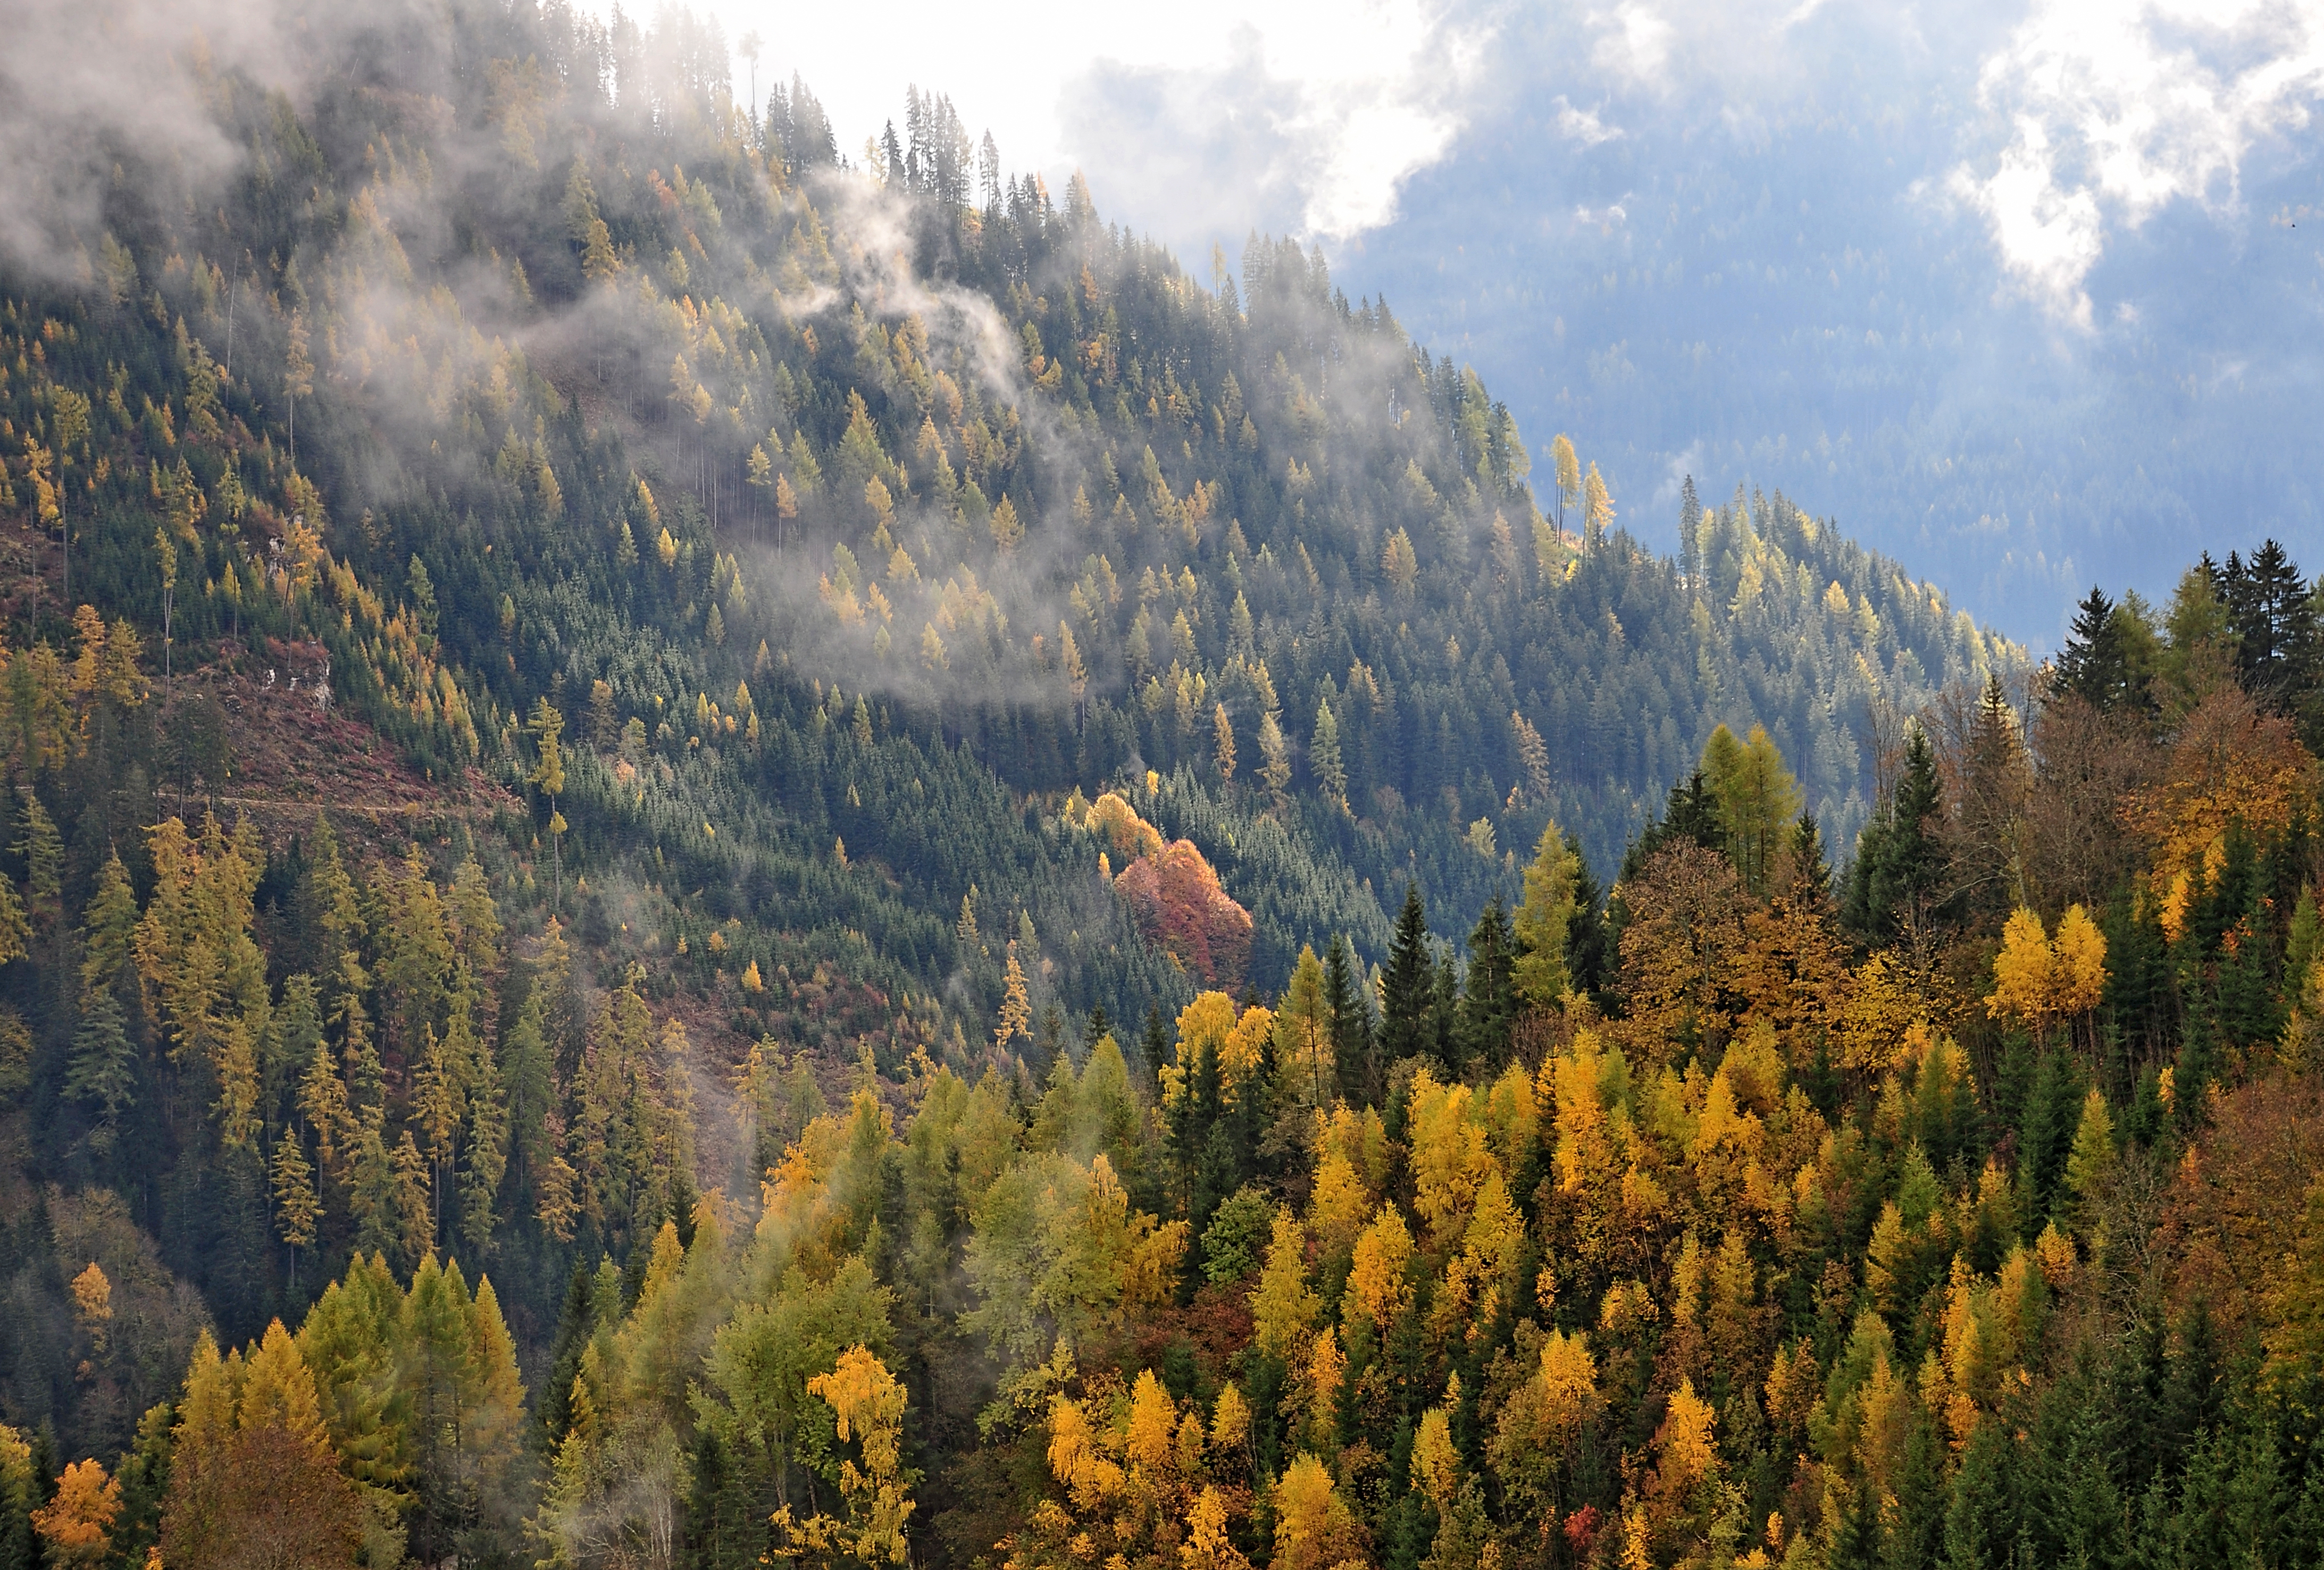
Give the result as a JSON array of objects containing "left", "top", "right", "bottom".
[
  {"left": 0, "top": 0, "right": 2005, "bottom": 998},
  {"left": 51, "top": 12, "right": 2324, "bottom": 1570}
]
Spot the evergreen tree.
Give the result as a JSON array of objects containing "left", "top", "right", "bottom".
[
  {"left": 1944, "top": 1415, "right": 2019, "bottom": 1570},
  {"left": 1380, "top": 886, "right": 1434, "bottom": 1066},
  {"left": 63, "top": 989, "right": 137, "bottom": 1154},
  {"left": 1622, "top": 769, "right": 1725, "bottom": 883},
  {"left": 1845, "top": 725, "right": 1949, "bottom": 946},
  {"left": 2056, "top": 585, "right": 2145, "bottom": 712},
  {"left": 1458, "top": 898, "right": 1517, "bottom": 1071},
  {"left": 2219, "top": 540, "right": 2318, "bottom": 708},
  {"left": 1564, "top": 835, "right": 1611, "bottom": 999},
  {"left": 1788, "top": 812, "right": 1832, "bottom": 905},
  {"left": 1326, "top": 937, "right": 1374, "bottom": 1106}
]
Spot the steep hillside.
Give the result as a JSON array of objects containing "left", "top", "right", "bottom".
[
  {"left": 2, "top": 2, "right": 2008, "bottom": 989},
  {"left": 0, "top": 0, "right": 2015, "bottom": 1373},
  {"left": 65, "top": 18, "right": 2324, "bottom": 1570}
]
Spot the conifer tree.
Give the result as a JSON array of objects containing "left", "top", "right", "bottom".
[
  {"left": 997, "top": 941, "right": 1033, "bottom": 1051},
  {"left": 462, "top": 1035, "right": 511, "bottom": 1257},
  {"left": 1381, "top": 886, "right": 1434, "bottom": 1065},
  {"left": 1549, "top": 435, "right": 1579, "bottom": 524},
  {"left": 1325, "top": 938, "right": 1373, "bottom": 1106},
  {"left": 1512, "top": 827, "right": 1578, "bottom": 1009},
  {"left": 271, "top": 1129, "right": 320, "bottom": 1281},
  {"left": 1459, "top": 898, "right": 1517, "bottom": 1070},
  {"left": 529, "top": 699, "right": 567, "bottom": 905},
  {"left": 1581, "top": 463, "right": 1614, "bottom": 548},
  {"left": 1258, "top": 711, "right": 1292, "bottom": 800},
  {"left": 1311, "top": 700, "right": 1347, "bottom": 808},
  {"left": 1845, "top": 725, "right": 1948, "bottom": 947},
  {"left": 64, "top": 986, "right": 137, "bottom": 1155}
]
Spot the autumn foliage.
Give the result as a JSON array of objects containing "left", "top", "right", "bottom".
[{"left": 1115, "top": 840, "right": 1253, "bottom": 994}]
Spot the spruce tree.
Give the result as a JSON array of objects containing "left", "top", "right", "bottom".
[
  {"left": 1944, "top": 1417, "right": 2019, "bottom": 1570},
  {"left": 1788, "top": 812, "right": 1832, "bottom": 905},
  {"left": 1564, "top": 834, "right": 1610, "bottom": 998},
  {"left": 1325, "top": 937, "right": 1374, "bottom": 1107},
  {"left": 1845, "top": 725, "right": 1948, "bottom": 945},
  {"left": 1380, "top": 885, "right": 1434, "bottom": 1066},
  {"left": 1458, "top": 897, "right": 1517, "bottom": 1071},
  {"left": 1827, "top": 1470, "right": 1882, "bottom": 1570},
  {"left": 2057, "top": 585, "right": 2147, "bottom": 712}
]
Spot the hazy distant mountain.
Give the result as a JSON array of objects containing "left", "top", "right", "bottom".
[{"left": 1060, "top": 0, "right": 2324, "bottom": 647}]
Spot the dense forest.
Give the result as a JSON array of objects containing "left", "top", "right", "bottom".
[{"left": 3, "top": 5, "right": 2322, "bottom": 1570}]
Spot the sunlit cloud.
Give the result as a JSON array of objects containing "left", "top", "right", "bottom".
[
  {"left": 1952, "top": 0, "right": 2324, "bottom": 326},
  {"left": 687, "top": 0, "right": 1495, "bottom": 246},
  {"left": 1590, "top": 0, "right": 1675, "bottom": 83}
]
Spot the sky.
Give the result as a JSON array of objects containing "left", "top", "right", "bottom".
[
  {"left": 717, "top": 1, "right": 1484, "bottom": 243},
  {"left": 491, "top": 4, "right": 2324, "bottom": 639}
]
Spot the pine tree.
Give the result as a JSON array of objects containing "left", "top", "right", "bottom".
[
  {"left": 1565, "top": 835, "right": 1611, "bottom": 997},
  {"left": 1890, "top": 1414, "right": 1947, "bottom": 1570},
  {"left": 349, "top": 1121, "right": 398, "bottom": 1260},
  {"left": 2057, "top": 586, "right": 2136, "bottom": 711},
  {"left": 1512, "top": 827, "right": 1577, "bottom": 1009},
  {"left": 1944, "top": 1391, "right": 2019, "bottom": 1568},
  {"left": 1278, "top": 945, "right": 1333, "bottom": 1112},
  {"left": 2220, "top": 539, "right": 2317, "bottom": 705},
  {"left": 462, "top": 1032, "right": 510, "bottom": 1257},
  {"left": 1581, "top": 463, "right": 1614, "bottom": 548},
  {"left": 15, "top": 795, "right": 60, "bottom": 945},
  {"left": 391, "top": 1131, "right": 433, "bottom": 1265},
  {"left": 529, "top": 699, "right": 567, "bottom": 904},
  {"left": 80, "top": 852, "right": 139, "bottom": 1000},
  {"left": 1701, "top": 724, "right": 1801, "bottom": 896},
  {"left": 1549, "top": 434, "right": 1579, "bottom": 525},
  {"left": 412, "top": 1025, "right": 465, "bottom": 1238},
  {"left": 1259, "top": 711, "right": 1292, "bottom": 799},
  {"left": 1787, "top": 812, "right": 1832, "bottom": 904},
  {"left": 1827, "top": 1469, "right": 1882, "bottom": 1570},
  {"left": 1677, "top": 473, "right": 1703, "bottom": 583}
]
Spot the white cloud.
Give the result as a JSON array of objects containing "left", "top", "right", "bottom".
[
  {"left": 1553, "top": 95, "right": 1624, "bottom": 145},
  {"left": 1954, "top": 0, "right": 2324, "bottom": 325},
  {"left": 684, "top": 0, "right": 1491, "bottom": 245},
  {"left": 1591, "top": 1, "right": 1675, "bottom": 83}
]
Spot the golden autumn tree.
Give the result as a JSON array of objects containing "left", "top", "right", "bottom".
[
  {"left": 2123, "top": 684, "right": 2315, "bottom": 941},
  {"left": 1249, "top": 1208, "right": 1320, "bottom": 1362},
  {"left": 1272, "top": 1454, "right": 1365, "bottom": 1570},
  {"left": 1987, "top": 904, "right": 2107, "bottom": 1043},
  {"left": 32, "top": 1459, "right": 121, "bottom": 1570},
  {"left": 822, "top": 1346, "right": 915, "bottom": 1561},
  {"left": 161, "top": 1323, "right": 363, "bottom": 1570},
  {"left": 1489, "top": 1325, "right": 1598, "bottom": 1532},
  {"left": 1616, "top": 840, "right": 1748, "bottom": 1064},
  {"left": 770, "top": 1346, "right": 916, "bottom": 1567},
  {"left": 1346, "top": 1203, "right": 1414, "bottom": 1332}
]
